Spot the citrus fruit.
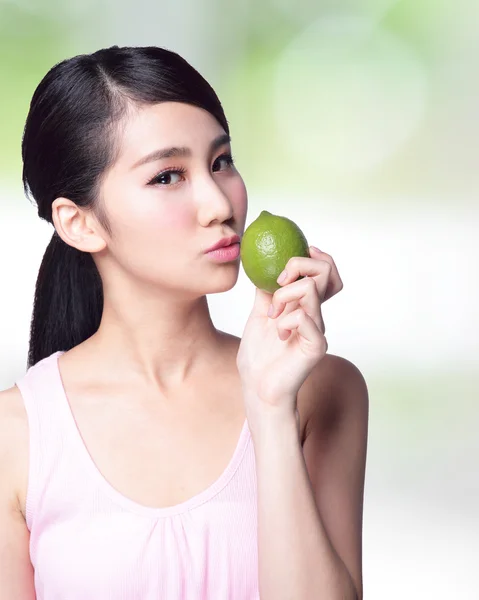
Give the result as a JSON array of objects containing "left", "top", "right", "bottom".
[{"left": 240, "top": 210, "right": 310, "bottom": 294}]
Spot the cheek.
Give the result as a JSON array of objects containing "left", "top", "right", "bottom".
[
  {"left": 114, "top": 185, "right": 193, "bottom": 236},
  {"left": 111, "top": 201, "right": 194, "bottom": 280},
  {"left": 156, "top": 203, "right": 192, "bottom": 230},
  {"left": 230, "top": 177, "right": 248, "bottom": 221},
  {"left": 106, "top": 183, "right": 192, "bottom": 254}
]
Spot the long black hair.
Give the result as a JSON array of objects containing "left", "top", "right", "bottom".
[{"left": 21, "top": 46, "right": 230, "bottom": 369}]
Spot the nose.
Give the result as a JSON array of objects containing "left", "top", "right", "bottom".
[{"left": 195, "top": 174, "right": 234, "bottom": 227}]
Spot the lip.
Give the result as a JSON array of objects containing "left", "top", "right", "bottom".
[
  {"left": 205, "top": 242, "right": 240, "bottom": 263},
  {"left": 204, "top": 234, "right": 241, "bottom": 254}
]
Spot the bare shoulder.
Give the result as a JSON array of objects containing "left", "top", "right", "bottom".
[
  {"left": 0, "top": 385, "right": 29, "bottom": 448},
  {"left": 221, "top": 329, "right": 368, "bottom": 408},
  {"left": 0, "top": 386, "right": 30, "bottom": 513},
  {"left": 327, "top": 354, "right": 369, "bottom": 411},
  {"left": 322, "top": 353, "right": 368, "bottom": 398},
  {"left": 303, "top": 353, "right": 369, "bottom": 436},
  {"left": 223, "top": 332, "right": 367, "bottom": 441}
]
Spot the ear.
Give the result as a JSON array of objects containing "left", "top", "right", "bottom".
[{"left": 51, "top": 197, "right": 107, "bottom": 254}]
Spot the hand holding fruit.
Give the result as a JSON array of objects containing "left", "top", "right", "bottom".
[{"left": 236, "top": 211, "right": 343, "bottom": 421}]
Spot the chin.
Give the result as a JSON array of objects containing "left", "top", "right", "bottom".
[{"left": 206, "top": 267, "right": 240, "bottom": 292}]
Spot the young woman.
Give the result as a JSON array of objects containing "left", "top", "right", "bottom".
[{"left": 0, "top": 46, "right": 368, "bottom": 599}]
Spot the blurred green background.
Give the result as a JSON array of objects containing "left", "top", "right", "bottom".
[{"left": 1, "top": 0, "right": 478, "bottom": 597}]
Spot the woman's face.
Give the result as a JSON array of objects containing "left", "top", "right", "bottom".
[{"left": 97, "top": 101, "right": 248, "bottom": 296}]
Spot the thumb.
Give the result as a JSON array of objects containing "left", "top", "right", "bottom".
[{"left": 252, "top": 285, "right": 274, "bottom": 317}]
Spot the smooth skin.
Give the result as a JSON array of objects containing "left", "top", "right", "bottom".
[
  {"left": 0, "top": 100, "right": 368, "bottom": 598},
  {"left": 238, "top": 250, "right": 367, "bottom": 598}
]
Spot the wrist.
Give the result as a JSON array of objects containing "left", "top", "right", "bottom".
[{"left": 244, "top": 398, "right": 301, "bottom": 446}]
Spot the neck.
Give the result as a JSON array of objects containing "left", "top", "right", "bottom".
[{"left": 87, "top": 293, "right": 222, "bottom": 392}]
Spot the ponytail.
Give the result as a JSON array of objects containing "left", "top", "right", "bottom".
[{"left": 27, "top": 231, "right": 103, "bottom": 369}]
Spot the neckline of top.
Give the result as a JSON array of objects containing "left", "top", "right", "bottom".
[{"left": 48, "top": 350, "right": 251, "bottom": 519}]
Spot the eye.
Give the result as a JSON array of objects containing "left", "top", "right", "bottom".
[
  {"left": 146, "top": 152, "right": 235, "bottom": 187},
  {"left": 147, "top": 167, "right": 186, "bottom": 187},
  {"left": 213, "top": 152, "right": 235, "bottom": 172}
]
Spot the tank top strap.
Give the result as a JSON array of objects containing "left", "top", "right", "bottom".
[{"left": 15, "top": 350, "right": 69, "bottom": 530}]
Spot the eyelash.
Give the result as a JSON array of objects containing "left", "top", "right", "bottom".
[{"left": 147, "top": 152, "right": 236, "bottom": 187}]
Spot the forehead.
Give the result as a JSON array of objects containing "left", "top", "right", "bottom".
[{"left": 115, "top": 101, "right": 225, "bottom": 168}]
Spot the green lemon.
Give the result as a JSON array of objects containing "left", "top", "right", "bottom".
[{"left": 240, "top": 210, "right": 310, "bottom": 294}]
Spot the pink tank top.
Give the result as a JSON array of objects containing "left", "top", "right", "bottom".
[{"left": 15, "top": 350, "right": 259, "bottom": 599}]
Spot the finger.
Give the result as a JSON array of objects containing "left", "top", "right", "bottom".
[
  {"left": 276, "top": 308, "right": 328, "bottom": 355},
  {"left": 269, "top": 276, "right": 324, "bottom": 333},
  {"left": 278, "top": 257, "right": 332, "bottom": 303},
  {"left": 308, "top": 247, "right": 344, "bottom": 301},
  {"left": 252, "top": 285, "right": 274, "bottom": 317},
  {"left": 278, "top": 255, "right": 331, "bottom": 284},
  {"left": 277, "top": 256, "right": 330, "bottom": 307},
  {"left": 278, "top": 249, "right": 343, "bottom": 303}
]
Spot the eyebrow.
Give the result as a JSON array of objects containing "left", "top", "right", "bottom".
[{"left": 131, "top": 133, "right": 232, "bottom": 169}]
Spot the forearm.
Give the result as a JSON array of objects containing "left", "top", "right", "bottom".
[{"left": 248, "top": 403, "right": 358, "bottom": 600}]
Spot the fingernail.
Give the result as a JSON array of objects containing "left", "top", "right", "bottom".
[
  {"left": 277, "top": 270, "right": 288, "bottom": 283},
  {"left": 310, "top": 246, "right": 322, "bottom": 253},
  {"left": 267, "top": 303, "right": 274, "bottom": 317}
]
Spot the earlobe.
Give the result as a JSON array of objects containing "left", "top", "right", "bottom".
[{"left": 51, "top": 197, "right": 107, "bottom": 254}]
